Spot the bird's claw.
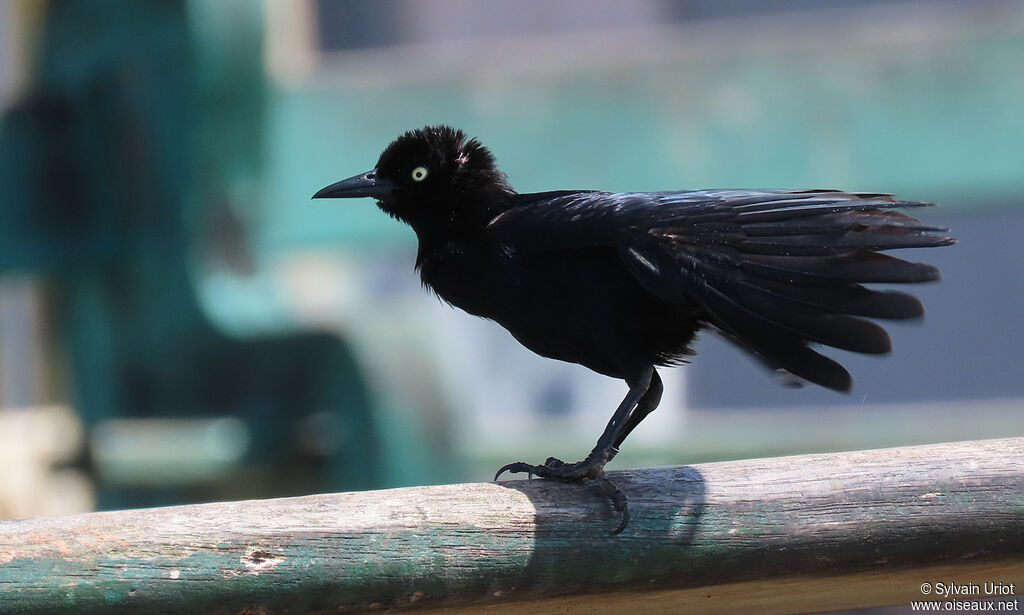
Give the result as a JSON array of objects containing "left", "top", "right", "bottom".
[
  {"left": 494, "top": 462, "right": 540, "bottom": 481},
  {"left": 494, "top": 457, "right": 580, "bottom": 481}
]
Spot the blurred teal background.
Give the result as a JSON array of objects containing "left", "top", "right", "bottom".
[{"left": 0, "top": 0, "right": 1021, "bottom": 519}]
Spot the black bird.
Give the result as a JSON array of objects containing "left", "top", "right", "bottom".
[{"left": 314, "top": 125, "right": 954, "bottom": 534}]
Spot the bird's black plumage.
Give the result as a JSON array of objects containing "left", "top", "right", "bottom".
[{"left": 314, "top": 125, "right": 954, "bottom": 533}]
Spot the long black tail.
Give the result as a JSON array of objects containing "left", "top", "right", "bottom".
[{"left": 619, "top": 190, "right": 955, "bottom": 391}]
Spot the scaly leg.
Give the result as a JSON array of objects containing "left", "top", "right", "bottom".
[{"left": 614, "top": 370, "right": 663, "bottom": 448}]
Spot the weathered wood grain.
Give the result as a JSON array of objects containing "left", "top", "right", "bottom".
[{"left": 1, "top": 438, "right": 1021, "bottom": 614}]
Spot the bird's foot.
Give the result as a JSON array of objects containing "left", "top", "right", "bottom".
[
  {"left": 493, "top": 454, "right": 602, "bottom": 481},
  {"left": 494, "top": 447, "right": 630, "bottom": 534}
]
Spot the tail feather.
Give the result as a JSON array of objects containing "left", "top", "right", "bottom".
[
  {"left": 700, "top": 283, "right": 855, "bottom": 391},
  {"left": 737, "top": 230, "right": 953, "bottom": 255},
  {"left": 741, "top": 252, "right": 942, "bottom": 284},
  {"left": 718, "top": 280, "right": 893, "bottom": 354},
  {"left": 621, "top": 190, "right": 953, "bottom": 391},
  {"left": 732, "top": 275, "right": 925, "bottom": 320},
  {"left": 679, "top": 258, "right": 895, "bottom": 355}
]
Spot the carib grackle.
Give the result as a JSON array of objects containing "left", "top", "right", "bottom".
[{"left": 314, "top": 125, "right": 954, "bottom": 534}]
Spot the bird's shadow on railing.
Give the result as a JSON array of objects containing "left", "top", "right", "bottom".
[{"left": 493, "top": 464, "right": 707, "bottom": 597}]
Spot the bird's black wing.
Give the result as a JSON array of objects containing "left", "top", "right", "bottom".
[{"left": 488, "top": 189, "right": 954, "bottom": 391}]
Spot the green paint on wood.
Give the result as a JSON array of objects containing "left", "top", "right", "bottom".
[{"left": 1, "top": 439, "right": 1022, "bottom": 614}]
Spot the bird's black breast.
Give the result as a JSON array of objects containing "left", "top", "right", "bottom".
[{"left": 418, "top": 239, "right": 702, "bottom": 378}]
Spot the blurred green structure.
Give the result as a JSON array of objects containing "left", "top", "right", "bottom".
[{"left": 0, "top": 0, "right": 442, "bottom": 509}]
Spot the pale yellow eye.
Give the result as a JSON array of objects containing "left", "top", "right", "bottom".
[{"left": 411, "top": 166, "right": 428, "bottom": 182}]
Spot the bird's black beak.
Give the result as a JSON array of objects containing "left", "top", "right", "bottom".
[{"left": 312, "top": 169, "right": 395, "bottom": 199}]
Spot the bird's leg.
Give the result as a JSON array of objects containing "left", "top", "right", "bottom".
[
  {"left": 495, "top": 366, "right": 656, "bottom": 534},
  {"left": 495, "top": 366, "right": 653, "bottom": 481},
  {"left": 613, "top": 370, "right": 663, "bottom": 448}
]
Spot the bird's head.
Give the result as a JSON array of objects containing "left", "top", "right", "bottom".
[{"left": 313, "top": 125, "right": 514, "bottom": 234}]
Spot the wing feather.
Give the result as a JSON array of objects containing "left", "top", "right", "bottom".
[{"left": 490, "top": 189, "right": 953, "bottom": 391}]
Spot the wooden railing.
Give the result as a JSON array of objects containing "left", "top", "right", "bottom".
[{"left": 1, "top": 438, "right": 1021, "bottom": 614}]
